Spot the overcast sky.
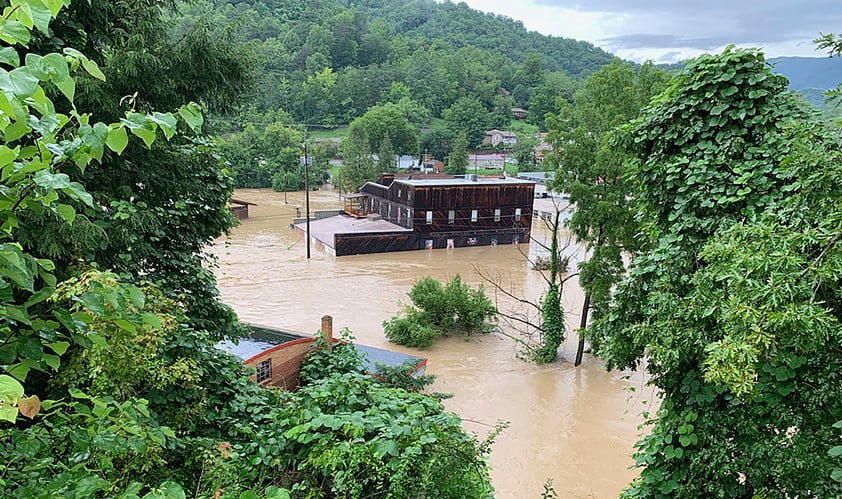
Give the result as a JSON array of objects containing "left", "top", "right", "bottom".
[{"left": 450, "top": 0, "right": 842, "bottom": 63}]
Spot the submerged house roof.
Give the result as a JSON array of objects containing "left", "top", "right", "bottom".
[{"left": 218, "top": 324, "right": 425, "bottom": 374}]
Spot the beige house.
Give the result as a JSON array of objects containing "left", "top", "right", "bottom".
[{"left": 482, "top": 129, "right": 517, "bottom": 147}]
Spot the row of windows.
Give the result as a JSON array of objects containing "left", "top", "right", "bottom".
[{"left": 427, "top": 208, "right": 523, "bottom": 224}]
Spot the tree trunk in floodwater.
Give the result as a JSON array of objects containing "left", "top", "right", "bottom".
[{"left": 574, "top": 293, "right": 590, "bottom": 366}]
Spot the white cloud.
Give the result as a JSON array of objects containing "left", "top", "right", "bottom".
[{"left": 445, "top": 0, "right": 841, "bottom": 63}]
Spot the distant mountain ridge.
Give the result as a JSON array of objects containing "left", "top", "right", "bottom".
[{"left": 767, "top": 56, "right": 842, "bottom": 90}]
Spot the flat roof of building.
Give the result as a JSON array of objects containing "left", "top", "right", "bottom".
[
  {"left": 395, "top": 177, "right": 534, "bottom": 187},
  {"left": 294, "top": 214, "right": 411, "bottom": 249}
]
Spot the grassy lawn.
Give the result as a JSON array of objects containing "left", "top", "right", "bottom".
[
  {"left": 307, "top": 126, "right": 350, "bottom": 140},
  {"left": 507, "top": 119, "right": 539, "bottom": 135}
]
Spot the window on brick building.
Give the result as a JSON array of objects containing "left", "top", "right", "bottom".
[{"left": 256, "top": 359, "right": 271, "bottom": 383}]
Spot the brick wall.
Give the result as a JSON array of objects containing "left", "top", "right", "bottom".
[{"left": 245, "top": 338, "right": 316, "bottom": 390}]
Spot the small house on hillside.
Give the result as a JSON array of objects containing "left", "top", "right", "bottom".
[
  {"left": 295, "top": 173, "right": 534, "bottom": 255},
  {"left": 511, "top": 107, "right": 527, "bottom": 119},
  {"left": 482, "top": 129, "right": 517, "bottom": 147}
]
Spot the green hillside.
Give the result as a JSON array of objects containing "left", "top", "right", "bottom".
[{"left": 176, "top": 0, "right": 614, "bottom": 129}]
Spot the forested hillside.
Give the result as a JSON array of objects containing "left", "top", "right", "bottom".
[{"left": 175, "top": 0, "right": 613, "bottom": 128}]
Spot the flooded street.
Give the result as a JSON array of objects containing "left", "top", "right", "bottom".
[{"left": 211, "top": 187, "right": 652, "bottom": 498}]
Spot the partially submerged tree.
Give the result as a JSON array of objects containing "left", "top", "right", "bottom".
[
  {"left": 592, "top": 47, "right": 842, "bottom": 497},
  {"left": 545, "top": 59, "right": 669, "bottom": 365},
  {"left": 476, "top": 198, "right": 577, "bottom": 363}
]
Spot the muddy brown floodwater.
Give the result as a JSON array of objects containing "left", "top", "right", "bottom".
[{"left": 210, "top": 187, "right": 654, "bottom": 499}]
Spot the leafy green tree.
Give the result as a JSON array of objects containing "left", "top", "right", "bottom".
[
  {"left": 350, "top": 102, "right": 419, "bottom": 155},
  {"left": 378, "top": 132, "right": 397, "bottom": 172},
  {"left": 443, "top": 96, "right": 491, "bottom": 147},
  {"left": 512, "top": 133, "right": 539, "bottom": 171},
  {"left": 1, "top": 6, "right": 499, "bottom": 499},
  {"left": 420, "top": 125, "right": 454, "bottom": 161},
  {"left": 527, "top": 71, "right": 579, "bottom": 129},
  {"left": 20, "top": 0, "right": 254, "bottom": 340},
  {"left": 592, "top": 47, "right": 842, "bottom": 498},
  {"left": 335, "top": 125, "right": 377, "bottom": 193},
  {"left": 546, "top": 59, "right": 668, "bottom": 365},
  {"left": 446, "top": 131, "right": 469, "bottom": 174}
]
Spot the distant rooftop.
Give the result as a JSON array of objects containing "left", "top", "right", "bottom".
[{"left": 517, "top": 171, "right": 555, "bottom": 184}]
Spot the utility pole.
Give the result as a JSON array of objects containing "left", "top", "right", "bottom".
[{"left": 304, "top": 128, "right": 311, "bottom": 259}]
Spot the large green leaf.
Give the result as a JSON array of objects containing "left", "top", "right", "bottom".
[
  {"left": 33, "top": 169, "right": 70, "bottom": 189},
  {"left": 178, "top": 103, "right": 204, "bottom": 132},
  {"left": 8, "top": 66, "right": 39, "bottom": 97},
  {"left": 0, "top": 19, "right": 31, "bottom": 45},
  {"left": 106, "top": 126, "right": 128, "bottom": 154},
  {"left": 0, "top": 47, "right": 19, "bottom": 67}
]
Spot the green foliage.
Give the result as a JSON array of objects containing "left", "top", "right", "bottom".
[
  {"left": 2, "top": 6, "right": 498, "bottom": 499},
  {"left": 533, "top": 281, "right": 563, "bottom": 364},
  {"left": 383, "top": 308, "right": 440, "bottom": 349},
  {"left": 349, "top": 102, "right": 419, "bottom": 155},
  {"left": 384, "top": 275, "right": 496, "bottom": 348},
  {"left": 591, "top": 47, "right": 842, "bottom": 498},
  {"left": 274, "top": 371, "right": 496, "bottom": 498},
  {"left": 531, "top": 211, "right": 565, "bottom": 364},
  {"left": 420, "top": 124, "right": 454, "bottom": 161},
  {"left": 443, "top": 96, "right": 491, "bottom": 147},
  {"left": 298, "top": 328, "right": 366, "bottom": 385},
  {"left": 335, "top": 124, "right": 378, "bottom": 193},
  {"left": 546, "top": 59, "right": 668, "bottom": 322},
  {"left": 373, "top": 360, "right": 439, "bottom": 395},
  {"left": 445, "top": 131, "right": 468, "bottom": 174}
]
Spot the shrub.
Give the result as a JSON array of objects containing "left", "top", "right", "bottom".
[
  {"left": 383, "top": 309, "right": 439, "bottom": 348},
  {"left": 384, "top": 275, "right": 497, "bottom": 348}
]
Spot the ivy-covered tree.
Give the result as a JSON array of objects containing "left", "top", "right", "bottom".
[
  {"left": 545, "top": 59, "right": 669, "bottom": 365},
  {"left": 592, "top": 47, "right": 842, "bottom": 498}
]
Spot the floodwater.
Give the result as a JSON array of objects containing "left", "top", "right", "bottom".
[{"left": 210, "top": 187, "right": 653, "bottom": 499}]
